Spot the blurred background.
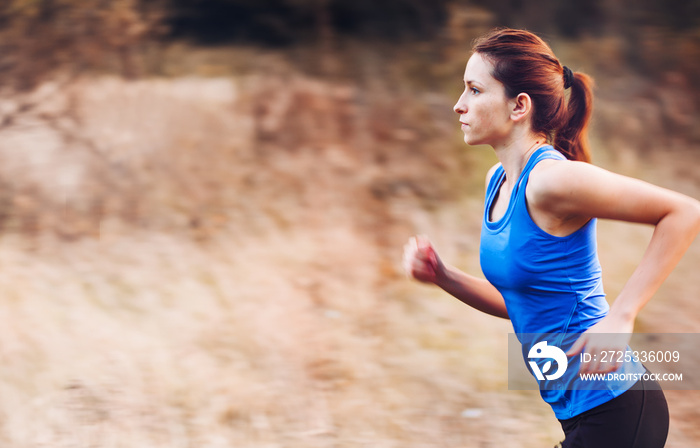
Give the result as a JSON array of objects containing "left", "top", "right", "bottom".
[{"left": 0, "top": 0, "right": 698, "bottom": 446}]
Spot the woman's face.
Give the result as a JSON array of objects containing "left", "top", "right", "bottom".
[{"left": 453, "top": 53, "right": 514, "bottom": 147}]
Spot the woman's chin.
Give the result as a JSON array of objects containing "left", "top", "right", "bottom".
[{"left": 464, "top": 135, "right": 483, "bottom": 146}]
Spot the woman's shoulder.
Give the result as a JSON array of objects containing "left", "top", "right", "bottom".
[
  {"left": 528, "top": 157, "right": 606, "bottom": 196},
  {"left": 527, "top": 157, "right": 581, "bottom": 203},
  {"left": 526, "top": 158, "right": 597, "bottom": 233}
]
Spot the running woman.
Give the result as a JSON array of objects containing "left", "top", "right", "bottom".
[{"left": 403, "top": 28, "right": 700, "bottom": 448}]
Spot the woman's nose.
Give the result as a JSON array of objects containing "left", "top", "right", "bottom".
[{"left": 454, "top": 94, "right": 467, "bottom": 114}]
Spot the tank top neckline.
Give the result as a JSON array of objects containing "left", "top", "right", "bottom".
[{"left": 485, "top": 145, "right": 554, "bottom": 232}]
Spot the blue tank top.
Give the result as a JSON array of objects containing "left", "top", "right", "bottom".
[{"left": 480, "top": 146, "right": 645, "bottom": 419}]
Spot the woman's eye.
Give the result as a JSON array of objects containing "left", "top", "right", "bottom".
[{"left": 470, "top": 87, "right": 480, "bottom": 95}]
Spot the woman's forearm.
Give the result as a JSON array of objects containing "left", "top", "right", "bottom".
[{"left": 435, "top": 265, "right": 509, "bottom": 319}]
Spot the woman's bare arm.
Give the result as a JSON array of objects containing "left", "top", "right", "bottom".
[{"left": 403, "top": 235, "right": 509, "bottom": 319}]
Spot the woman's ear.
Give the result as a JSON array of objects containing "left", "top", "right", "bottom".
[{"left": 510, "top": 92, "right": 533, "bottom": 123}]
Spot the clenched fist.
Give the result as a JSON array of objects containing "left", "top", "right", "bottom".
[{"left": 402, "top": 235, "right": 446, "bottom": 284}]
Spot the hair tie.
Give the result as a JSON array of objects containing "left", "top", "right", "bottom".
[{"left": 562, "top": 66, "right": 574, "bottom": 89}]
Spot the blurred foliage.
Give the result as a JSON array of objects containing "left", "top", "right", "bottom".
[
  {"left": 472, "top": 0, "right": 700, "bottom": 36},
  {"left": 0, "top": 0, "right": 167, "bottom": 94},
  {"left": 166, "top": 0, "right": 451, "bottom": 45},
  {"left": 164, "top": 0, "right": 700, "bottom": 53},
  {"left": 1, "top": 0, "right": 698, "bottom": 86}
]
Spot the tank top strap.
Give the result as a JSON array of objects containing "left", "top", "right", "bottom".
[{"left": 485, "top": 163, "right": 505, "bottom": 200}]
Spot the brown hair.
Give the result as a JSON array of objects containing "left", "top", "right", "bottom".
[{"left": 473, "top": 28, "right": 593, "bottom": 163}]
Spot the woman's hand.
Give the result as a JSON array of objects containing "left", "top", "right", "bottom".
[
  {"left": 566, "top": 312, "right": 635, "bottom": 374},
  {"left": 402, "top": 235, "right": 446, "bottom": 284}
]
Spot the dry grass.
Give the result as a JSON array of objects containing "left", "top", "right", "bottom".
[{"left": 0, "top": 225, "right": 564, "bottom": 447}]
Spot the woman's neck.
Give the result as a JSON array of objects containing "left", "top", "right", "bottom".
[{"left": 493, "top": 133, "right": 547, "bottom": 186}]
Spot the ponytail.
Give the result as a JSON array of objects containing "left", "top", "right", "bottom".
[{"left": 553, "top": 71, "right": 594, "bottom": 163}]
